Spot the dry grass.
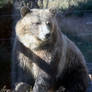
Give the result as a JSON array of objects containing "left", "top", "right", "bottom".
[{"left": 38, "top": 0, "right": 85, "bottom": 9}]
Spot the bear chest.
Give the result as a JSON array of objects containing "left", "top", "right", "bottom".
[{"left": 31, "top": 50, "right": 52, "bottom": 78}]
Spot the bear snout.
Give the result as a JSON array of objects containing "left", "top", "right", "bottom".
[
  {"left": 45, "top": 33, "right": 51, "bottom": 39},
  {"left": 39, "top": 32, "right": 51, "bottom": 41}
]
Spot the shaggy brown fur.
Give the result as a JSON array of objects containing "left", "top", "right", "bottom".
[{"left": 12, "top": 7, "right": 88, "bottom": 92}]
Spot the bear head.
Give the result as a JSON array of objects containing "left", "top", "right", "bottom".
[{"left": 16, "top": 7, "right": 58, "bottom": 50}]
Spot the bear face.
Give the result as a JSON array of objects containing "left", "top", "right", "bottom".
[{"left": 16, "top": 8, "right": 57, "bottom": 50}]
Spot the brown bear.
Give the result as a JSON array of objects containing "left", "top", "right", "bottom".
[{"left": 11, "top": 7, "right": 88, "bottom": 92}]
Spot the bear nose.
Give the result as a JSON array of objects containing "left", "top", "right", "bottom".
[{"left": 45, "top": 33, "right": 51, "bottom": 39}]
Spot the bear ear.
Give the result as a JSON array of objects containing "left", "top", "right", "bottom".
[
  {"left": 49, "top": 8, "right": 57, "bottom": 16},
  {"left": 20, "top": 7, "right": 31, "bottom": 17}
]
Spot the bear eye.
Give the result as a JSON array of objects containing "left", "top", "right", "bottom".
[
  {"left": 36, "top": 22, "right": 41, "bottom": 25},
  {"left": 46, "top": 21, "right": 51, "bottom": 27}
]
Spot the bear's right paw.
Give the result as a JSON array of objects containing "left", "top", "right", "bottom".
[{"left": 14, "top": 82, "right": 31, "bottom": 92}]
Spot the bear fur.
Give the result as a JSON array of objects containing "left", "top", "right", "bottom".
[{"left": 11, "top": 7, "right": 88, "bottom": 92}]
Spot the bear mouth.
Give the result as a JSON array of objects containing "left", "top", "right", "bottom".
[
  {"left": 36, "top": 37, "right": 52, "bottom": 49},
  {"left": 37, "top": 36, "right": 51, "bottom": 42}
]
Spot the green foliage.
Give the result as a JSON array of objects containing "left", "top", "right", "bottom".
[
  {"left": 0, "top": 0, "right": 6, "bottom": 4},
  {"left": 39, "top": 0, "right": 92, "bottom": 16},
  {"left": 76, "top": 0, "right": 92, "bottom": 10},
  {"left": 57, "top": 0, "right": 92, "bottom": 16},
  {"left": 0, "top": 0, "right": 12, "bottom": 8},
  {"left": 71, "top": 0, "right": 92, "bottom": 16},
  {"left": 0, "top": 0, "right": 6, "bottom": 7}
]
